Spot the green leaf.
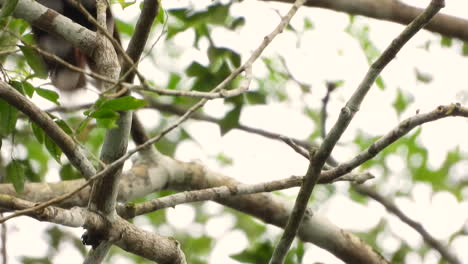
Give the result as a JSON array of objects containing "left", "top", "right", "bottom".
[
  {"left": 35, "top": 87, "right": 60, "bottom": 105},
  {"left": 19, "top": 45, "right": 48, "bottom": 79},
  {"left": 462, "top": 42, "right": 468, "bottom": 56},
  {"left": 167, "top": 73, "right": 181, "bottom": 90},
  {"left": 0, "top": 0, "right": 19, "bottom": 18},
  {"left": 303, "top": 17, "right": 314, "bottom": 30},
  {"left": 6, "top": 161, "right": 25, "bottom": 193},
  {"left": 231, "top": 241, "right": 273, "bottom": 263},
  {"left": 392, "top": 88, "right": 413, "bottom": 116},
  {"left": 59, "top": 163, "right": 81, "bottom": 180},
  {"left": 55, "top": 119, "right": 73, "bottom": 135},
  {"left": 22, "top": 81, "right": 35, "bottom": 97},
  {"left": 31, "top": 122, "right": 44, "bottom": 144},
  {"left": 115, "top": 19, "right": 134, "bottom": 37},
  {"left": 0, "top": 98, "right": 18, "bottom": 136},
  {"left": 44, "top": 135, "right": 62, "bottom": 163},
  {"left": 76, "top": 118, "right": 91, "bottom": 135},
  {"left": 375, "top": 76, "right": 385, "bottom": 90},
  {"left": 155, "top": 6, "right": 166, "bottom": 25},
  {"left": 440, "top": 36, "right": 452, "bottom": 47},
  {"left": 96, "top": 117, "right": 117, "bottom": 129},
  {"left": 219, "top": 106, "right": 241, "bottom": 136},
  {"left": 116, "top": 0, "right": 136, "bottom": 9},
  {"left": 9, "top": 80, "right": 24, "bottom": 94},
  {"left": 89, "top": 108, "right": 119, "bottom": 119},
  {"left": 101, "top": 96, "right": 146, "bottom": 111},
  {"left": 244, "top": 91, "right": 266, "bottom": 105}
]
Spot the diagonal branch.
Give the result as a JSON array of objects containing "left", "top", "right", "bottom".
[
  {"left": 354, "top": 185, "right": 462, "bottom": 264},
  {"left": 270, "top": 1, "right": 445, "bottom": 263},
  {"left": 0, "top": 81, "right": 97, "bottom": 179}
]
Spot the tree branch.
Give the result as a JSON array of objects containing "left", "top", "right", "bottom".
[
  {"left": 0, "top": 81, "right": 97, "bottom": 179},
  {"left": 270, "top": 1, "right": 444, "bottom": 263},
  {"left": 270, "top": 0, "right": 468, "bottom": 41},
  {"left": 354, "top": 185, "right": 461, "bottom": 264}
]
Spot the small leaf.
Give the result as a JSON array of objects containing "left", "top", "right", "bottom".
[
  {"left": 375, "top": 76, "right": 385, "bottom": 90},
  {"left": 101, "top": 96, "right": 146, "bottom": 111},
  {"left": 44, "top": 135, "right": 62, "bottom": 163},
  {"left": 0, "top": 98, "right": 18, "bottom": 136},
  {"left": 441, "top": 36, "right": 452, "bottom": 47},
  {"left": 19, "top": 45, "right": 48, "bottom": 78},
  {"left": 9, "top": 80, "right": 24, "bottom": 94},
  {"left": 55, "top": 119, "right": 73, "bottom": 135},
  {"left": 35, "top": 87, "right": 60, "bottom": 105},
  {"left": 89, "top": 109, "right": 119, "bottom": 119},
  {"left": 76, "top": 118, "right": 90, "bottom": 135},
  {"left": 96, "top": 117, "right": 117, "bottom": 129},
  {"left": 6, "top": 161, "right": 25, "bottom": 193},
  {"left": 0, "top": 0, "right": 19, "bottom": 18},
  {"left": 31, "top": 122, "right": 44, "bottom": 143},
  {"left": 219, "top": 106, "right": 241, "bottom": 135},
  {"left": 22, "top": 81, "right": 35, "bottom": 97},
  {"left": 59, "top": 163, "right": 81, "bottom": 180},
  {"left": 392, "top": 88, "right": 414, "bottom": 116},
  {"left": 462, "top": 42, "right": 468, "bottom": 56}
]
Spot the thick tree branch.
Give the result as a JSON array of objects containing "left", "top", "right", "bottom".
[
  {"left": 270, "top": 1, "right": 444, "bottom": 263},
  {"left": 0, "top": 195, "right": 186, "bottom": 263},
  {"left": 0, "top": 81, "right": 97, "bottom": 179},
  {"left": 271, "top": 0, "right": 468, "bottom": 42}
]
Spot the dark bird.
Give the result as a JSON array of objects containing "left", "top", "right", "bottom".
[{"left": 32, "top": 0, "right": 119, "bottom": 91}]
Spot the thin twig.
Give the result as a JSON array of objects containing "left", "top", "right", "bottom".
[
  {"left": 269, "top": 1, "right": 444, "bottom": 263},
  {"left": 320, "top": 81, "right": 338, "bottom": 138}
]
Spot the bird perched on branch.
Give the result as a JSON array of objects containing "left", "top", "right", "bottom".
[{"left": 32, "top": 0, "right": 119, "bottom": 92}]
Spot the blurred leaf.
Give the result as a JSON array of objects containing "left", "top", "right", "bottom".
[
  {"left": 22, "top": 80, "right": 35, "bottom": 97},
  {"left": 36, "top": 87, "right": 60, "bottom": 105},
  {"left": 244, "top": 91, "right": 267, "bottom": 105},
  {"left": 0, "top": 97, "right": 18, "bottom": 136},
  {"left": 6, "top": 160, "right": 25, "bottom": 193},
  {"left": 19, "top": 45, "right": 48, "bottom": 79},
  {"left": 30, "top": 122, "right": 45, "bottom": 146},
  {"left": 375, "top": 76, "right": 385, "bottom": 90},
  {"left": 392, "top": 88, "right": 414, "bottom": 117},
  {"left": 440, "top": 36, "right": 452, "bottom": 47},
  {"left": 116, "top": 0, "right": 136, "bottom": 9},
  {"left": 115, "top": 19, "right": 135, "bottom": 37},
  {"left": 219, "top": 105, "right": 241, "bottom": 135},
  {"left": 167, "top": 72, "right": 182, "bottom": 90},
  {"left": 89, "top": 109, "right": 119, "bottom": 119},
  {"left": 59, "top": 163, "right": 81, "bottom": 180},
  {"left": 215, "top": 152, "right": 233, "bottom": 166},
  {"left": 44, "top": 135, "right": 62, "bottom": 164},
  {"left": 101, "top": 96, "right": 147, "bottom": 111},
  {"left": 462, "top": 42, "right": 468, "bottom": 56},
  {"left": 303, "top": 17, "right": 314, "bottom": 30},
  {"left": 0, "top": 0, "right": 18, "bottom": 18},
  {"left": 415, "top": 68, "right": 433, "bottom": 83},
  {"left": 55, "top": 119, "right": 74, "bottom": 135},
  {"left": 231, "top": 241, "right": 273, "bottom": 263}
]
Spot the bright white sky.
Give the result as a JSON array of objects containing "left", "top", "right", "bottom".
[{"left": 5, "top": 0, "right": 468, "bottom": 263}]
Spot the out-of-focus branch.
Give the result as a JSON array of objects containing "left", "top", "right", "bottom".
[
  {"left": 270, "top": 1, "right": 444, "bottom": 263},
  {"left": 270, "top": 0, "right": 468, "bottom": 41},
  {"left": 320, "top": 103, "right": 468, "bottom": 183},
  {"left": 354, "top": 185, "right": 461, "bottom": 264}
]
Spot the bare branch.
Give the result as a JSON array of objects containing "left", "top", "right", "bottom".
[
  {"left": 320, "top": 103, "right": 468, "bottom": 183},
  {"left": 270, "top": 1, "right": 444, "bottom": 263},
  {"left": 354, "top": 185, "right": 462, "bottom": 264}
]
